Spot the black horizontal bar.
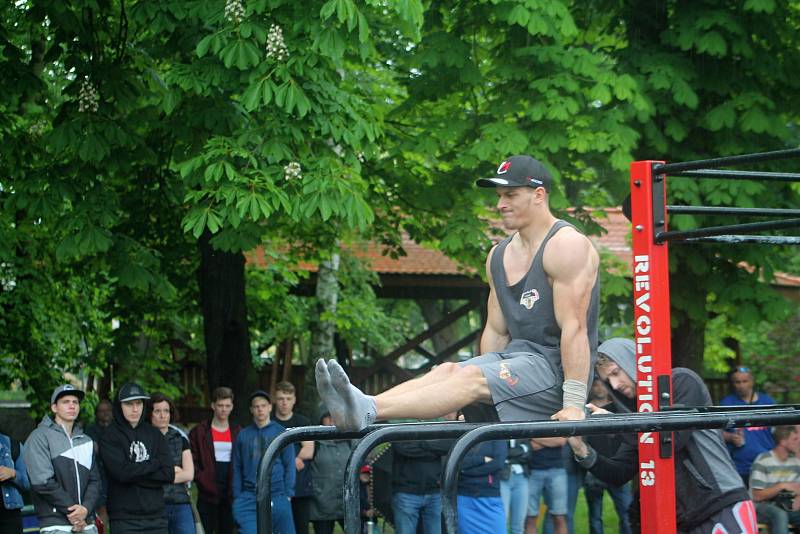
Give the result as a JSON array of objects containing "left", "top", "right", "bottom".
[
  {"left": 667, "top": 206, "right": 800, "bottom": 217},
  {"left": 682, "top": 235, "right": 800, "bottom": 245},
  {"left": 656, "top": 218, "right": 800, "bottom": 242},
  {"left": 667, "top": 169, "right": 800, "bottom": 182},
  {"left": 257, "top": 425, "right": 380, "bottom": 534},
  {"left": 654, "top": 148, "right": 800, "bottom": 173},
  {"left": 441, "top": 407, "right": 800, "bottom": 534},
  {"left": 343, "top": 421, "right": 482, "bottom": 534}
]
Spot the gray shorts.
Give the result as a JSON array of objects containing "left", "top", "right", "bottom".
[{"left": 459, "top": 351, "right": 562, "bottom": 422}]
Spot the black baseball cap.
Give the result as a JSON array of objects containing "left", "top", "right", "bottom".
[
  {"left": 476, "top": 155, "right": 553, "bottom": 192},
  {"left": 51, "top": 384, "right": 85, "bottom": 404},
  {"left": 118, "top": 383, "right": 150, "bottom": 403},
  {"left": 249, "top": 390, "right": 271, "bottom": 403}
]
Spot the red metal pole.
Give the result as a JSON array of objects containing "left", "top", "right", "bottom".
[{"left": 630, "top": 161, "right": 676, "bottom": 533}]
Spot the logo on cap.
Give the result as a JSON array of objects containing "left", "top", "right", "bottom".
[{"left": 497, "top": 161, "right": 511, "bottom": 174}]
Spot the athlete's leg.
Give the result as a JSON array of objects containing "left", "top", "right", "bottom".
[
  {"left": 374, "top": 364, "right": 490, "bottom": 420},
  {"left": 318, "top": 358, "right": 491, "bottom": 430},
  {"left": 376, "top": 361, "right": 462, "bottom": 400}
]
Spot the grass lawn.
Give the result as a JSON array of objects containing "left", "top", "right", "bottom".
[{"left": 332, "top": 488, "right": 625, "bottom": 533}]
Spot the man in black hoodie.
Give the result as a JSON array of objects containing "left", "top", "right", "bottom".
[
  {"left": 567, "top": 338, "right": 757, "bottom": 534},
  {"left": 99, "top": 383, "right": 176, "bottom": 534}
]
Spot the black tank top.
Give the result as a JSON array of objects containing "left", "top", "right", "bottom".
[{"left": 489, "top": 220, "right": 599, "bottom": 372}]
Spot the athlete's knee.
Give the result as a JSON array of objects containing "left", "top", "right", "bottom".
[{"left": 432, "top": 361, "right": 460, "bottom": 376}]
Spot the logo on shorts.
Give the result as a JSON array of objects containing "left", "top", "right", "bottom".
[
  {"left": 498, "top": 362, "right": 518, "bottom": 387},
  {"left": 520, "top": 289, "right": 539, "bottom": 310}
]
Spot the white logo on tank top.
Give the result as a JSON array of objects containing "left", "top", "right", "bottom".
[{"left": 520, "top": 289, "right": 539, "bottom": 310}]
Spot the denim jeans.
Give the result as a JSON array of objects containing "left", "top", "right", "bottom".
[
  {"left": 528, "top": 467, "right": 568, "bottom": 517},
  {"left": 392, "top": 491, "right": 442, "bottom": 534},
  {"left": 756, "top": 502, "right": 800, "bottom": 534},
  {"left": 500, "top": 471, "right": 530, "bottom": 534},
  {"left": 233, "top": 491, "right": 294, "bottom": 534},
  {"left": 165, "top": 503, "right": 196, "bottom": 534},
  {"left": 585, "top": 483, "right": 632, "bottom": 534}
]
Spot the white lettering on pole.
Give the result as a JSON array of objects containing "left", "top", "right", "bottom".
[{"left": 633, "top": 255, "right": 656, "bottom": 477}]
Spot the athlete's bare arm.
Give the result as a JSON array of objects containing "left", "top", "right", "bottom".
[
  {"left": 545, "top": 228, "right": 599, "bottom": 421},
  {"left": 480, "top": 245, "right": 510, "bottom": 354}
]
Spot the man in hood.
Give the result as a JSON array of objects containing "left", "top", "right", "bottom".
[
  {"left": 99, "top": 382, "right": 175, "bottom": 534},
  {"left": 567, "top": 338, "right": 757, "bottom": 534},
  {"left": 24, "top": 384, "right": 101, "bottom": 532}
]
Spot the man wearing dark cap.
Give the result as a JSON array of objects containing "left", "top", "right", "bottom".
[
  {"left": 232, "top": 390, "right": 295, "bottom": 534},
  {"left": 24, "top": 384, "right": 101, "bottom": 532},
  {"left": 316, "top": 155, "right": 599, "bottom": 430},
  {"left": 99, "top": 383, "right": 175, "bottom": 534}
]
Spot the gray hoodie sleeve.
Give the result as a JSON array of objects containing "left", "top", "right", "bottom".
[
  {"left": 23, "top": 429, "right": 76, "bottom": 514},
  {"left": 80, "top": 447, "right": 102, "bottom": 515}
]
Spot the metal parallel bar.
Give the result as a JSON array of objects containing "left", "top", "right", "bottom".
[
  {"left": 667, "top": 206, "right": 800, "bottom": 217},
  {"left": 630, "top": 160, "right": 675, "bottom": 533},
  {"left": 257, "top": 425, "right": 378, "bottom": 534},
  {"left": 682, "top": 235, "right": 800, "bottom": 245},
  {"left": 667, "top": 169, "right": 800, "bottom": 182},
  {"left": 342, "top": 421, "right": 482, "bottom": 534},
  {"left": 656, "top": 218, "right": 800, "bottom": 243},
  {"left": 654, "top": 148, "right": 800, "bottom": 173},
  {"left": 441, "top": 408, "right": 800, "bottom": 534}
]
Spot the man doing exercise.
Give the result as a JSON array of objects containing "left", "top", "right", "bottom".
[{"left": 317, "top": 155, "right": 600, "bottom": 430}]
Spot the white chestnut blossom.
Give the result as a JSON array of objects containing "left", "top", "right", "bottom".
[
  {"left": 78, "top": 78, "right": 99, "bottom": 113},
  {"left": 284, "top": 161, "right": 302, "bottom": 181},
  {"left": 266, "top": 24, "right": 289, "bottom": 61},
  {"left": 224, "top": 0, "right": 245, "bottom": 24}
]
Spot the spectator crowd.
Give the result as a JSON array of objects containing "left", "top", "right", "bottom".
[{"left": 1, "top": 364, "right": 798, "bottom": 534}]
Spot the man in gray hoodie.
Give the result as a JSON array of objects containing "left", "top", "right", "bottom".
[
  {"left": 567, "top": 339, "right": 756, "bottom": 534},
  {"left": 24, "top": 384, "right": 101, "bottom": 533}
]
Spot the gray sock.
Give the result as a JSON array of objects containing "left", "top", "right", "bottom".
[
  {"left": 327, "top": 359, "right": 377, "bottom": 431},
  {"left": 315, "top": 359, "right": 344, "bottom": 423}
]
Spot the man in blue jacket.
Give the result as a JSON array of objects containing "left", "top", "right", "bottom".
[{"left": 232, "top": 390, "right": 295, "bottom": 534}]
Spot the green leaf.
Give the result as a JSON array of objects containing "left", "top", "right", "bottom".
[
  {"left": 241, "top": 79, "right": 265, "bottom": 111},
  {"left": 196, "top": 34, "right": 215, "bottom": 57},
  {"left": 508, "top": 5, "right": 530, "bottom": 27}
]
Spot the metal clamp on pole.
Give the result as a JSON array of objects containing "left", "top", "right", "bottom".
[{"left": 342, "top": 421, "right": 482, "bottom": 534}]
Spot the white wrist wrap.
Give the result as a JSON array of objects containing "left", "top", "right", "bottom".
[{"left": 562, "top": 379, "right": 587, "bottom": 410}]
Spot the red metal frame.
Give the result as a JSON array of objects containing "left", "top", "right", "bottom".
[{"left": 630, "top": 161, "right": 676, "bottom": 533}]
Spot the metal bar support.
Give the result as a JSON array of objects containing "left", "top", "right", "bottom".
[
  {"left": 656, "top": 218, "right": 800, "bottom": 243},
  {"left": 631, "top": 160, "right": 675, "bottom": 533},
  {"left": 441, "top": 407, "right": 800, "bottom": 534},
  {"left": 682, "top": 235, "right": 800, "bottom": 245},
  {"left": 667, "top": 206, "right": 800, "bottom": 217},
  {"left": 342, "top": 422, "right": 482, "bottom": 534},
  {"left": 667, "top": 169, "right": 800, "bottom": 182},
  {"left": 654, "top": 148, "right": 800, "bottom": 173},
  {"left": 257, "top": 425, "right": 376, "bottom": 534}
]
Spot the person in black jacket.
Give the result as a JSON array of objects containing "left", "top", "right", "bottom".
[
  {"left": 567, "top": 338, "right": 756, "bottom": 534},
  {"left": 99, "top": 383, "right": 176, "bottom": 534}
]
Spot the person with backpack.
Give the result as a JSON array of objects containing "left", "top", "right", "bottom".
[{"left": 1, "top": 426, "right": 30, "bottom": 534}]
